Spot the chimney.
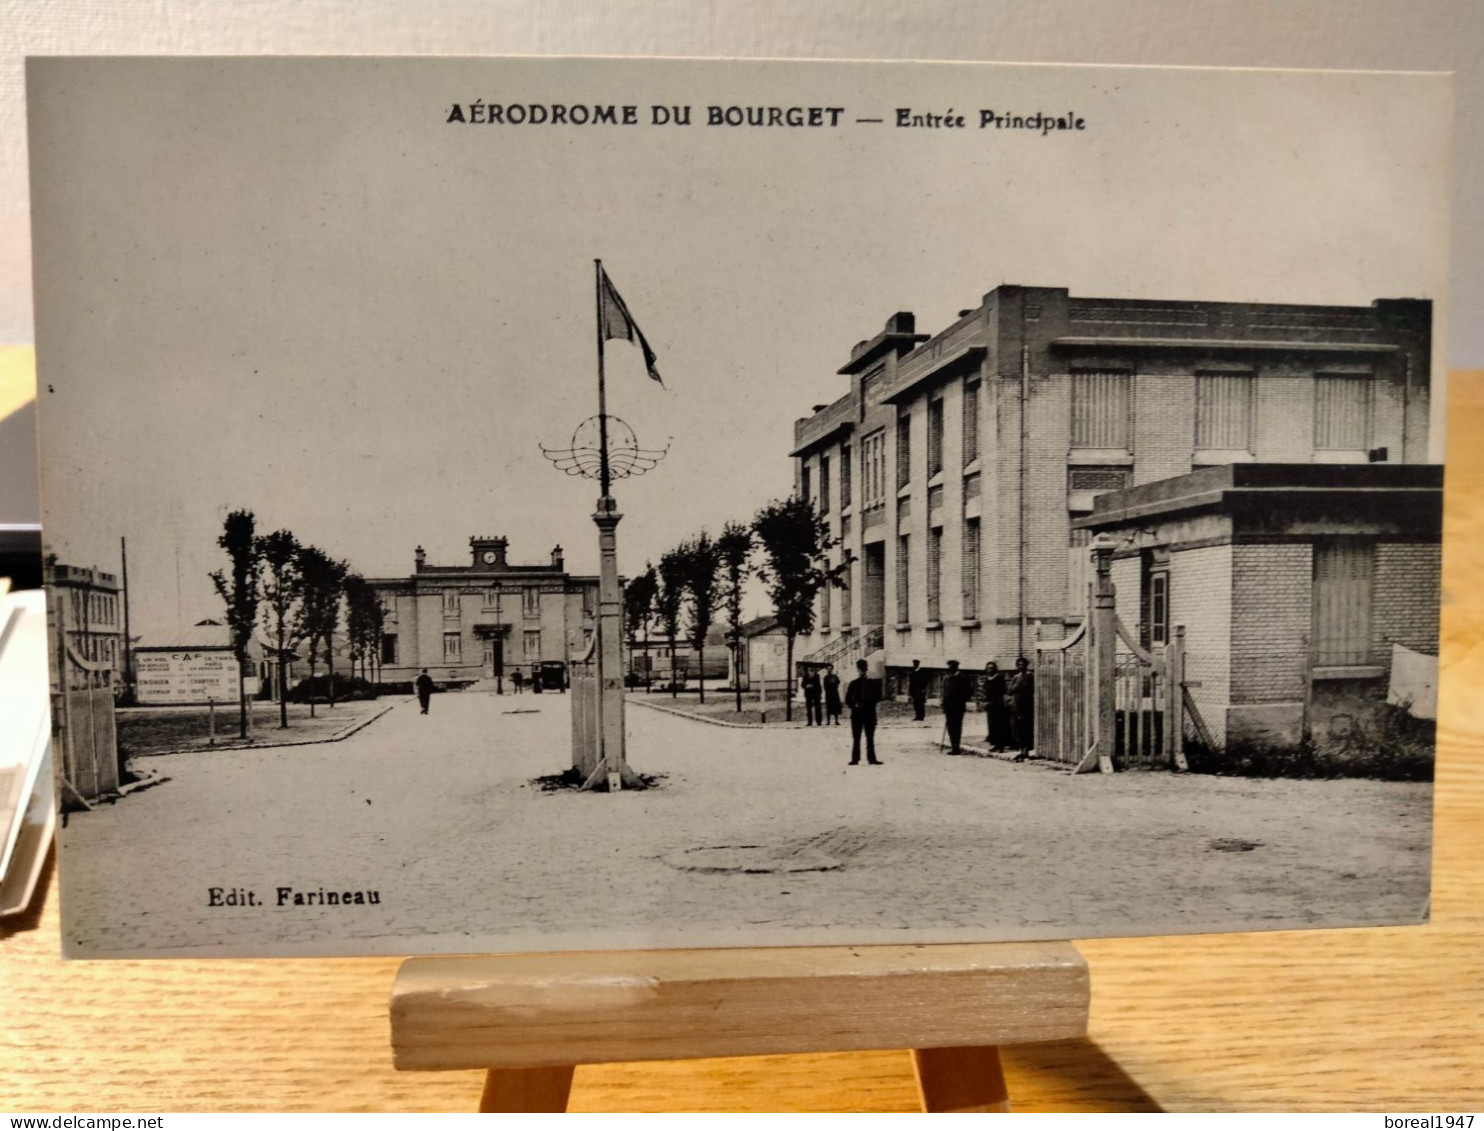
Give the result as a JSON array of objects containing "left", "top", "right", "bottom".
[
  {"left": 885, "top": 311, "right": 916, "bottom": 334},
  {"left": 551, "top": 544, "right": 565, "bottom": 571},
  {"left": 414, "top": 545, "right": 426, "bottom": 571}
]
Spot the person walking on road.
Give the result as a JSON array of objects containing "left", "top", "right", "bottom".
[
  {"left": 415, "top": 668, "right": 435, "bottom": 715},
  {"left": 941, "top": 659, "right": 972, "bottom": 755},
  {"left": 982, "top": 661, "right": 1011, "bottom": 752},
  {"left": 845, "top": 658, "right": 883, "bottom": 766},
  {"left": 907, "top": 659, "right": 928, "bottom": 721},
  {"left": 822, "top": 663, "right": 843, "bottom": 726},
  {"left": 511, "top": 669, "right": 524, "bottom": 694},
  {"left": 1007, "top": 656, "right": 1035, "bottom": 761},
  {"left": 801, "top": 666, "right": 823, "bottom": 727}
]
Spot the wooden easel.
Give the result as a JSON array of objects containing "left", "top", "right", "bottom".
[{"left": 390, "top": 941, "right": 1089, "bottom": 1112}]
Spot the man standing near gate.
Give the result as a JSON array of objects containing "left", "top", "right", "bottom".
[
  {"left": 907, "top": 658, "right": 928, "bottom": 722},
  {"left": 845, "top": 658, "right": 883, "bottom": 766},
  {"left": 941, "top": 659, "right": 972, "bottom": 755}
]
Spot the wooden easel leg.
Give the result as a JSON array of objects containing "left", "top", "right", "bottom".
[
  {"left": 478, "top": 1064, "right": 575, "bottom": 1113},
  {"left": 911, "top": 1046, "right": 1011, "bottom": 1113}
]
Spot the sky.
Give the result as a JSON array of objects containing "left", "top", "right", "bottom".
[{"left": 26, "top": 57, "right": 1450, "bottom": 640}]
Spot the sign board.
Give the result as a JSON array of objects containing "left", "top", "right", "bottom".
[{"left": 135, "top": 649, "right": 256, "bottom": 705}]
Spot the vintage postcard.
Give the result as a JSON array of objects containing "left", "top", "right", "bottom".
[{"left": 27, "top": 57, "right": 1448, "bottom": 958}]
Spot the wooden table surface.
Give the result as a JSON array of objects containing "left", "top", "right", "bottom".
[{"left": 3, "top": 376, "right": 1481, "bottom": 1114}]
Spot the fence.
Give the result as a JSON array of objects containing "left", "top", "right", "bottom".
[
  {"left": 1034, "top": 538, "right": 1188, "bottom": 773},
  {"left": 51, "top": 627, "right": 119, "bottom": 808}
]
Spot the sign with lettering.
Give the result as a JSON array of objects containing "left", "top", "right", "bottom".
[{"left": 134, "top": 649, "right": 256, "bottom": 705}]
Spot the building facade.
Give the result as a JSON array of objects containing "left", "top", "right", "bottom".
[
  {"left": 790, "top": 285, "right": 1433, "bottom": 692},
  {"left": 368, "top": 536, "right": 598, "bottom": 687},
  {"left": 1077, "top": 463, "right": 1442, "bottom": 749},
  {"left": 43, "top": 559, "right": 125, "bottom": 691}
]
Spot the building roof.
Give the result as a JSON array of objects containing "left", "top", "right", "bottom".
[
  {"left": 1074, "top": 463, "right": 1444, "bottom": 531},
  {"left": 136, "top": 619, "right": 233, "bottom": 651}
]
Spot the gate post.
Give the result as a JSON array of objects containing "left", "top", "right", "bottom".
[
  {"left": 1088, "top": 536, "right": 1117, "bottom": 774},
  {"left": 1169, "top": 625, "right": 1189, "bottom": 771}
]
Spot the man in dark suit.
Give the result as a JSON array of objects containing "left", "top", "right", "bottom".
[
  {"left": 844, "top": 658, "right": 883, "bottom": 766},
  {"left": 940, "top": 659, "right": 972, "bottom": 754},
  {"left": 907, "top": 658, "right": 928, "bottom": 721}
]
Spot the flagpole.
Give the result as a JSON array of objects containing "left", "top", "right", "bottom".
[{"left": 595, "top": 258, "right": 612, "bottom": 499}]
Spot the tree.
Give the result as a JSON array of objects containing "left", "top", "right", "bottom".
[
  {"left": 344, "top": 574, "right": 385, "bottom": 688},
  {"left": 715, "top": 520, "right": 754, "bottom": 713},
  {"left": 257, "top": 529, "right": 304, "bottom": 729},
  {"left": 295, "top": 544, "right": 350, "bottom": 715},
  {"left": 209, "top": 509, "right": 261, "bottom": 739},
  {"left": 656, "top": 548, "right": 687, "bottom": 698},
  {"left": 752, "top": 495, "right": 849, "bottom": 722},
  {"left": 624, "top": 564, "right": 658, "bottom": 693},
  {"left": 677, "top": 532, "right": 722, "bottom": 704}
]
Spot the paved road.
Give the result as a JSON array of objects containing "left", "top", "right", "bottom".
[{"left": 57, "top": 690, "right": 1432, "bottom": 957}]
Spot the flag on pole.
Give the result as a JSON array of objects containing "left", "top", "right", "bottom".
[{"left": 597, "top": 264, "right": 663, "bottom": 385}]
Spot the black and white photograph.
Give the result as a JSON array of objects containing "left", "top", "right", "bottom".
[{"left": 27, "top": 56, "right": 1449, "bottom": 959}]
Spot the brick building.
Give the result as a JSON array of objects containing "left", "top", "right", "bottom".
[
  {"left": 368, "top": 536, "right": 598, "bottom": 688},
  {"left": 789, "top": 285, "right": 1433, "bottom": 694},
  {"left": 1076, "top": 464, "right": 1442, "bottom": 748}
]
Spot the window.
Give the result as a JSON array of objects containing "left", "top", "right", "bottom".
[
  {"left": 962, "top": 518, "right": 981, "bottom": 621},
  {"left": 963, "top": 380, "right": 980, "bottom": 465},
  {"left": 861, "top": 429, "right": 886, "bottom": 510},
  {"left": 820, "top": 576, "right": 831, "bottom": 630},
  {"left": 1149, "top": 571, "right": 1169, "bottom": 646},
  {"left": 926, "top": 527, "right": 942, "bottom": 623},
  {"left": 523, "top": 628, "right": 542, "bottom": 657},
  {"left": 896, "top": 412, "right": 912, "bottom": 489},
  {"left": 443, "top": 632, "right": 463, "bottom": 662},
  {"left": 927, "top": 397, "right": 945, "bottom": 477},
  {"left": 1071, "top": 370, "right": 1131, "bottom": 448},
  {"left": 443, "top": 588, "right": 460, "bottom": 615},
  {"left": 819, "top": 453, "right": 830, "bottom": 515},
  {"left": 380, "top": 633, "right": 399, "bottom": 665},
  {"left": 840, "top": 443, "right": 852, "bottom": 508},
  {"left": 1312, "top": 541, "right": 1375, "bottom": 666},
  {"left": 1069, "top": 466, "right": 1130, "bottom": 494},
  {"left": 1315, "top": 373, "right": 1372, "bottom": 450},
  {"left": 801, "top": 462, "right": 812, "bottom": 507},
  {"left": 1196, "top": 371, "right": 1254, "bottom": 450},
  {"left": 896, "top": 535, "right": 910, "bottom": 623},
  {"left": 840, "top": 560, "right": 852, "bottom": 628},
  {"left": 522, "top": 586, "right": 540, "bottom": 618}
]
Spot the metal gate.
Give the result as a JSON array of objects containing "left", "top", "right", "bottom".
[
  {"left": 1034, "top": 620, "right": 1088, "bottom": 767},
  {"left": 51, "top": 616, "right": 120, "bottom": 809},
  {"left": 1112, "top": 619, "right": 1187, "bottom": 771}
]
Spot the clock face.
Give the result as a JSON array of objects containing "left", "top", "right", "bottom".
[{"left": 482, "top": 551, "right": 497, "bottom": 564}]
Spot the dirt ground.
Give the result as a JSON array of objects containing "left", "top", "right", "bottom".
[
  {"left": 116, "top": 698, "right": 390, "bottom": 757},
  {"left": 58, "top": 688, "right": 1432, "bottom": 958}
]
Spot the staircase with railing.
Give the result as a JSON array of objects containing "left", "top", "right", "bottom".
[{"left": 802, "top": 625, "right": 884, "bottom": 672}]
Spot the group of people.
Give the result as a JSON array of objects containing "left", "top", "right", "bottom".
[
  {"left": 798, "top": 656, "right": 1035, "bottom": 767},
  {"left": 907, "top": 657, "right": 1035, "bottom": 761}
]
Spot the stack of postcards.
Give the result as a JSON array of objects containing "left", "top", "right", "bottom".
[{"left": 0, "top": 580, "right": 52, "bottom": 917}]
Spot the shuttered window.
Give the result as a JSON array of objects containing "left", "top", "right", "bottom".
[
  {"left": 819, "top": 579, "right": 831, "bottom": 630},
  {"left": 1196, "top": 371, "right": 1253, "bottom": 450},
  {"left": 928, "top": 397, "right": 945, "bottom": 477},
  {"left": 861, "top": 430, "right": 885, "bottom": 510},
  {"left": 819, "top": 454, "right": 830, "bottom": 515},
  {"left": 896, "top": 535, "right": 910, "bottom": 623},
  {"left": 1312, "top": 541, "right": 1374, "bottom": 666},
  {"left": 926, "top": 528, "right": 942, "bottom": 623},
  {"left": 962, "top": 380, "right": 980, "bottom": 465},
  {"left": 896, "top": 413, "right": 912, "bottom": 488},
  {"left": 1067, "top": 528, "right": 1092, "bottom": 616},
  {"left": 801, "top": 463, "right": 812, "bottom": 507},
  {"left": 1315, "top": 374, "right": 1372, "bottom": 450},
  {"left": 962, "top": 518, "right": 981, "bottom": 621},
  {"left": 1071, "top": 370, "right": 1131, "bottom": 448},
  {"left": 840, "top": 443, "right": 852, "bottom": 508},
  {"left": 840, "top": 560, "right": 853, "bottom": 628}
]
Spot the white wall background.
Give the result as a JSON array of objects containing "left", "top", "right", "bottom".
[{"left": 1, "top": 0, "right": 1481, "bottom": 524}]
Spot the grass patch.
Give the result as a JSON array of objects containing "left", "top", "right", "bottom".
[{"left": 1186, "top": 702, "right": 1434, "bottom": 781}]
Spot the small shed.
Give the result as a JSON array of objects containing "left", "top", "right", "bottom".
[{"left": 1076, "top": 463, "right": 1442, "bottom": 750}]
